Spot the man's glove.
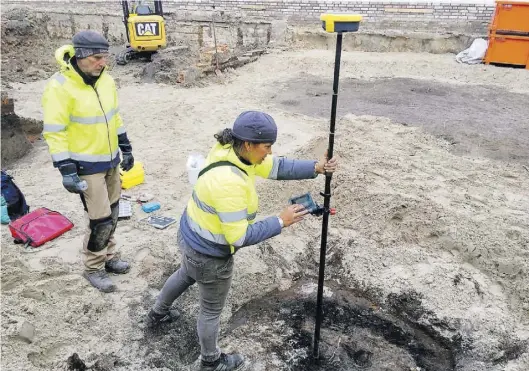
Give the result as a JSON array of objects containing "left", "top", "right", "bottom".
[
  {"left": 121, "top": 152, "right": 134, "bottom": 172},
  {"left": 58, "top": 162, "right": 88, "bottom": 194}
]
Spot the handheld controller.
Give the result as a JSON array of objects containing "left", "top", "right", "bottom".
[{"left": 288, "top": 192, "right": 336, "bottom": 216}]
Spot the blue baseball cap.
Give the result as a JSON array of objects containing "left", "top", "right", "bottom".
[{"left": 232, "top": 111, "right": 278, "bottom": 143}]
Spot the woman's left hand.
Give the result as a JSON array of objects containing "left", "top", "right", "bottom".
[{"left": 315, "top": 150, "right": 338, "bottom": 174}]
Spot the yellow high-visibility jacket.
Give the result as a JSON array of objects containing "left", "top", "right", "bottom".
[
  {"left": 41, "top": 45, "right": 130, "bottom": 175},
  {"left": 180, "top": 142, "right": 318, "bottom": 257}
]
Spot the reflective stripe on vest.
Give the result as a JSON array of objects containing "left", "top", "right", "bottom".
[
  {"left": 43, "top": 123, "right": 66, "bottom": 133},
  {"left": 268, "top": 156, "right": 280, "bottom": 179},
  {"left": 192, "top": 190, "right": 254, "bottom": 223},
  {"left": 230, "top": 166, "right": 246, "bottom": 181},
  {"left": 186, "top": 213, "right": 245, "bottom": 253},
  {"left": 69, "top": 107, "right": 119, "bottom": 125},
  {"left": 71, "top": 149, "right": 119, "bottom": 162},
  {"left": 51, "top": 151, "right": 70, "bottom": 162},
  {"left": 53, "top": 73, "right": 66, "bottom": 85}
]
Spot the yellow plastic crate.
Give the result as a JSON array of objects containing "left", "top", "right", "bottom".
[{"left": 120, "top": 161, "right": 145, "bottom": 189}]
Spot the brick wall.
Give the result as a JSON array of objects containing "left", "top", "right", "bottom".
[
  {"left": 171, "top": 1, "right": 494, "bottom": 22},
  {"left": 189, "top": 0, "right": 495, "bottom": 32},
  {"left": 191, "top": 1, "right": 494, "bottom": 33},
  {"left": 4, "top": 0, "right": 496, "bottom": 34}
]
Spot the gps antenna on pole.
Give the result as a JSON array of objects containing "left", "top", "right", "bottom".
[{"left": 313, "top": 13, "right": 362, "bottom": 361}]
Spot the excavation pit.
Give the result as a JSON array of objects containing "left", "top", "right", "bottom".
[
  {"left": 129, "top": 276, "right": 460, "bottom": 370},
  {"left": 222, "top": 279, "right": 459, "bottom": 371}
]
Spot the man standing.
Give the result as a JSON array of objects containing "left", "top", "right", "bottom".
[{"left": 42, "top": 30, "right": 134, "bottom": 293}]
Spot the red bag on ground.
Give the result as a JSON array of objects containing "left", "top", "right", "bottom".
[{"left": 8, "top": 207, "right": 74, "bottom": 248}]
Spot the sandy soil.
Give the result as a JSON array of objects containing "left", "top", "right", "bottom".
[
  {"left": 1, "top": 50, "right": 529, "bottom": 371},
  {"left": 273, "top": 76, "right": 529, "bottom": 164}
]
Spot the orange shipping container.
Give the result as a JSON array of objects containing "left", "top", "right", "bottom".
[
  {"left": 485, "top": 34, "right": 529, "bottom": 68},
  {"left": 489, "top": 1, "right": 529, "bottom": 33}
]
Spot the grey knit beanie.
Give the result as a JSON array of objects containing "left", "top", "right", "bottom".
[{"left": 72, "top": 30, "right": 109, "bottom": 59}]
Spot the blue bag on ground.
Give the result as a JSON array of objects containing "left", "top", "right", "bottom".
[
  {"left": 1, "top": 170, "right": 30, "bottom": 222},
  {"left": 1, "top": 195, "right": 10, "bottom": 224}
]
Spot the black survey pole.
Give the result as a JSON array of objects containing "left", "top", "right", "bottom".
[{"left": 313, "top": 31, "right": 343, "bottom": 360}]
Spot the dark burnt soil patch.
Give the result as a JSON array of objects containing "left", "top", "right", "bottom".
[
  {"left": 226, "top": 279, "right": 461, "bottom": 371},
  {"left": 271, "top": 76, "right": 529, "bottom": 164}
]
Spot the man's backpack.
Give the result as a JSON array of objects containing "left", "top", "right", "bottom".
[{"left": 1, "top": 170, "right": 29, "bottom": 221}]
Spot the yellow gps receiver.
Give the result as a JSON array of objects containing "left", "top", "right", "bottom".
[{"left": 320, "top": 13, "right": 363, "bottom": 33}]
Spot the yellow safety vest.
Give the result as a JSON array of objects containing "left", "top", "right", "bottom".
[
  {"left": 185, "top": 142, "right": 279, "bottom": 254},
  {"left": 41, "top": 45, "right": 125, "bottom": 174}
]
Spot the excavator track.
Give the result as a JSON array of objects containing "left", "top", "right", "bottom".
[
  {"left": 116, "top": 47, "right": 156, "bottom": 65},
  {"left": 116, "top": 47, "right": 135, "bottom": 65}
]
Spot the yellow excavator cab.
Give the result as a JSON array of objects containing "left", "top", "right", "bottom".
[
  {"left": 117, "top": 1, "right": 167, "bottom": 65},
  {"left": 127, "top": 14, "right": 166, "bottom": 52}
]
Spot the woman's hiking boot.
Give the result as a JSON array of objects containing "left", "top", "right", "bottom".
[{"left": 200, "top": 353, "right": 245, "bottom": 371}]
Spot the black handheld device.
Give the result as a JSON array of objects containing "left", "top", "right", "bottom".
[{"left": 288, "top": 192, "right": 332, "bottom": 216}]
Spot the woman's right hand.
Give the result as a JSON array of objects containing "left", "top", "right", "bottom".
[{"left": 279, "top": 204, "right": 309, "bottom": 227}]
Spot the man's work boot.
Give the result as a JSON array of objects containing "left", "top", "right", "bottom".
[
  {"left": 82, "top": 269, "right": 116, "bottom": 293},
  {"left": 145, "top": 308, "right": 181, "bottom": 327},
  {"left": 105, "top": 257, "right": 130, "bottom": 274},
  {"left": 200, "top": 353, "right": 245, "bottom": 371}
]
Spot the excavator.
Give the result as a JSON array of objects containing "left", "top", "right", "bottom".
[{"left": 116, "top": 0, "right": 167, "bottom": 65}]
